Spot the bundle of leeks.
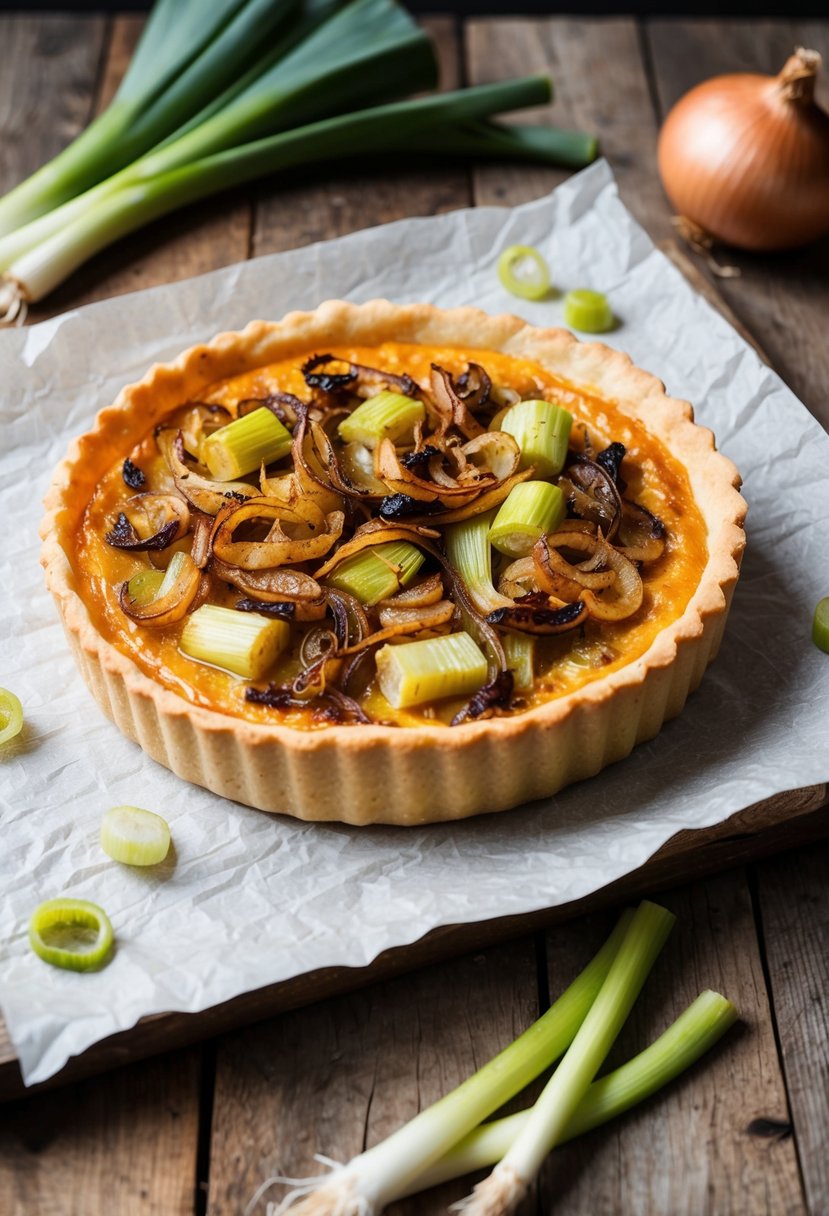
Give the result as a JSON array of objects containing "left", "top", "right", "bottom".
[{"left": 0, "top": 0, "right": 596, "bottom": 323}]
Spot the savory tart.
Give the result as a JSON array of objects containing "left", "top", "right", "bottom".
[{"left": 41, "top": 301, "right": 746, "bottom": 825}]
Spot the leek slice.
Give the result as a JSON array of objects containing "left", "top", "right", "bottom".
[
  {"left": 812, "top": 597, "right": 829, "bottom": 653},
  {"left": 489, "top": 480, "right": 565, "bottom": 558},
  {"left": 563, "top": 288, "right": 614, "bottom": 334},
  {"left": 180, "top": 604, "right": 290, "bottom": 678},
  {"left": 502, "top": 632, "right": 535, "bottom": 691},
  {"left": 29, "top": 899, "right": 114, "bottom": 972},
  {"left": 497, "top": 244, "right": 550, "bottom": 301},
  {"left": 338, "top": 391, "right": 425, "bottom": 448},
  {"left": 375, "top": 631, "right": 487, "bottom": 708},
  {"left": 0, "top": 687, "right": 24, "bottom": 745},
  {"left": 101, "top": 806, "right": 171, "bottom": 867},
  {"left": 445, "top": 512, "right": 512, "bottom": 616},
  {"left": 201, "top": 407, "right": 292, "bottom": 480},
  {"left": 500, "top": 399, "right": 573, "bottom": 479}
]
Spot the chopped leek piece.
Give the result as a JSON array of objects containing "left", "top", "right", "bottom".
[
  {"left": 503, "top": 632, "right": 535, "bottom": 691},
  {"left": 29, "top": 898, "right": 114, "bottom": 972},
  {"left": 0, "top": 687, "right": 24, "bottom": 745},
  {"left": 124, "top": 568, "right": 166, "bottom": 607},
  {"left": 375, "top": 631, "right": 487, "bottom": 708},
  {"left": 497, "top": 244, "right": 550, "bottom": 301},
  {"left": 813, "top": 597, "right": 829, "bottom": 653},
  {"left": 101, "top": 806, "right": 171, "bottom": 867},
  {"left": 500, "top": 398, "right": 573, "bottom": 479},
  {"left": 445, "top": 511, "right": 512, "bottom": 616},
  {"left": 563, "top": 288, "right": 614, "bottom": 334},
  {"left": 464, "top": 901, "right": 675, "bottom": 1206},
  {"left": 327, "top": 541, "right": 424, "bottom": 606},
  {"left": 201, "top": 407, "right": 292, "bottom": 480},
  {"left": 489, "top": 480, "right": 566, "bottom": 558},
  {"left": 338, "top": 391, "right": 425, "bottom": 448},
  {"left": 404, "top": 990, "right": 737, "bottom": 1198},
  {"left": 180, "top": 604, "right": 290, "bottom": 678}
]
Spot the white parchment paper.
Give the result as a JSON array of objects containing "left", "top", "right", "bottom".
[{"left": 2, "top": 160, "right": 828, "bottom": 1086}]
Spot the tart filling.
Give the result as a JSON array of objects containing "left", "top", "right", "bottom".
[
  {"left": 74, "top": 341, "right": 708, "bottom": 729},
  {"left": 41, "top": 302, "right": 746, "bottom": 824}
]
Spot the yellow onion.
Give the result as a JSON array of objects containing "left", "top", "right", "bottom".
[{"left": 658, "top": 48, "right": 829, "bottom": 251}]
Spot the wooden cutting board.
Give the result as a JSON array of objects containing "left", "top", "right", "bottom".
[{"left": 1, "top": 782, "right": 825, "bottom": 1102}]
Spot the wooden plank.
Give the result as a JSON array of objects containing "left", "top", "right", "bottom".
[
  {"left": 0, "top": 14, "right": 108, "bottom": 196},
  {"left": 645, "top": 19, "right": 829, "bottom": 431},
  {"left": 251, "top": 17, "right": 470, "bottom": 256},
  {"left": 0, "top": 784, "right": 824, "bottom": 1105},
  {"left": 29, "top": 15, "right": 252, "bottom": 322},
  {"left": 466, "top": 17, "right": 670, "bottom": 241},
  {"left": 205, "top": 940, "right": 539, "bottom": 1215},
  {"left": 0, "top": 1049, "right": 202, "bottom": 1216},
  {"left": 754, "top": 843, "right": 829, "bottom": 1213},
  {"left": 542, "top": 874, "right": 806, "bottom": 1214}
]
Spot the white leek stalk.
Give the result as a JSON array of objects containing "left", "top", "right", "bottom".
[
  {"left": 248, "top": 911, "right": 635, "bottom": 1215},
  {"left": 457, "top": 900, "right": 675, "bottom": 1215}
]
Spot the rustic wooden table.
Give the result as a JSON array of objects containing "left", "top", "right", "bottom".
[{"left": 2, "top": 11, "right": 828, "bottom": 1215}]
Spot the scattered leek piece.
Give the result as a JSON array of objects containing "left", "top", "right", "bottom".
[
  {"left": 101, "top": 806, "right": 171, "bottom": 867},
  {"left": 338, "top": 391, "right": 425, "bottom": 448},
  {"left": 489, "top": 480, "right": 566, "bottom": 558},
  {"left": 0, "top": 687, "right": 24, "bottom": 745},
  {"left": 201, "top": 407, "right": 292, "bottom": 480},
  {"left": 402, "top": 989, "right": 737, "bottom": 1198},
  {"left": 248, "top": 910, "right": 635, "bottom": 1215},
  {"left": 502, "top": 632, "right": 535, "bottom": 691},
  {"left": 375, "top": 631, "right": 487, "bottom": 709},
  {"left": 180, "top": 604, "right": 290, "bottom": 678},
  {"left": 327, "top": 541, "right": 424, "bottom": 606},
  {"left": 497, "top": 244, "right": 551, "bottom": 301},
  {"left": 29, "top": 898, "right": 114, "bottom": 972},
  {"left": 445, "top": 512, "right": 512, "bottom": 616},
  {"left": 812, "top": 597, "right": 829, "bottom": 653},
  {"left": 459, "top": 900, "right": 675, "bottom": 1214},
  {"left": 500, "top": 399, "right": 573, "bottom": 479},
  {"left": 563, "top": 288, "right": 614, "bottom": 334}
]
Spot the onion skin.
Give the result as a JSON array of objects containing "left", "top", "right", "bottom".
[{"left": 658, "top": 49, "right": 829, "bottom": 251}]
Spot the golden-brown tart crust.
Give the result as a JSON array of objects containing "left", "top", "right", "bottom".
[{"left": 41, "top": 300, "right": 746, "bottom": 825}]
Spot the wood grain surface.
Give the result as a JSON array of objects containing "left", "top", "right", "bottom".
[{"left": 1, "top": 12, "right": 828, "bottom": 1216}]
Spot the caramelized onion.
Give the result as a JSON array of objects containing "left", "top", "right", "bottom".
[
  {"left": 428, "top": 364, "right": 485, "bottom": 438},
  {"left": 379, "top": 572, "right": 444, "bottom": 608},
  {"left": 580, "top": 548, "right": 644, "bottom": 621},
  {"left": 105, "top": 493, "right": 190, "bottom": 552},
  {"left": 560, "top": 456, "right": 622, "bottom": 539},
  {"left": 450, "top": 669, "right": 513, "bottom": 726},
  {"left": 617, "top": 499, "right": 667, "bottom": 562},
  {"left": 157, "top": 429, "right": 255, "bottom": 516},
  {"left": 533, "top": 532, "right": 616, "bottom": 602},
  {"left": 302, "top": 354, "right": 418, "bottom": 399},
  {"left": 211, "top": 497, "right": 344, "bottom": 570},
  {"left": 119, "top": 554, "right": 204, "bottom": 626},
  {"left": 237, "top": 391, "right": 303, "bottom": 429},
  {"left": 314, "top": 519, "right": 437, "bottom": 579},
  {"left": 324, "top": 587, "right": 370, "bottom": 648},
  {"left": 487, "top": 597, "right": 589, "bottom": 635},
  {"left": 212, "top": 559, "right": 327, "bottom": 619},
  {"left": 377, "top": 599, "right": 455, "bottom": 631}
]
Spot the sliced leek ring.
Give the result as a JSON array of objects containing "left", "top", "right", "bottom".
[
  {"left": 0, "top": 687, "right": 23, "bottom": 745},
  {"left": 29, "top": 899, "right": 114, "bottom": 972},
  {"left": 101, "top": 805, "right": 171, "bottom": 867}
]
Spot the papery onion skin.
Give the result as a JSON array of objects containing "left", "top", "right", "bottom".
[{"left": 658, "top": 48, "right": 829, "bottom": 252}]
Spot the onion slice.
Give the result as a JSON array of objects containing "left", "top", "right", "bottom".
[{"left": 101, "top": 805, "right": 171, "bottom": 867}]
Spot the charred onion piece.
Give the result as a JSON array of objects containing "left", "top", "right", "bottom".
[
  {"left": 105, "top": 493, "right": 189, "bottom": 552},
  {"left": 324, "top": 587, "right": 370, "bottom": 648},
  {"left": 377, "top": 599, "right": 455, "bottom": 631},
  {"left": 302, "top": 353, "right": 357, "bottom": 394},
  {"left": 379, "top": 493, "right": 439, "bottom": 521},
  {"left": 211, "top": 496, "right": 344, "bottom": 570},
  {"left": 245, "top": 684, "right": 299, "bottom": 709},
  {"left": 596, "top": 442, "right": 626, "bottom": 484},
  {"left": 119, "top": 554, "right": 204, "bottom": 627},
  {"left": 302, "top": 354, "right": 418, "bottom": 400},
  {"left": 580, "top": 547, "right": 644, "bottom": 621},
  {"left": 561, "top": 456, "right": 623, "bottom": 540},
  {"left": 455, "top": 362, "right": 492, "bottom": 412},
  {"left": 314, "top": 519, "right": 438, "bottom": 580},
  {"left": 450, "top": 670, "right": 514, "bottom": 726},
  {"left": 122, "top": 458, "right": 146, "bottom": 489},
  {"left": 617, "top": 499, "right": 667, "bottom": 562},
  {"left": 375, "top": 437, "right": 489, "bottom": 506},
  {"left": 487, "top": 598, "right": 589, "bottom": 635},
  {"left": 235, "top": 598, "right": 295, "bottom": 619},
  {"left": 379, "top": 572, "right": 445, "bottom": 608}
]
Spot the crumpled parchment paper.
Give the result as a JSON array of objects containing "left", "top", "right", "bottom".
[{"left": 1, "top": 160, "right": 827, "bottom": 1086}]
